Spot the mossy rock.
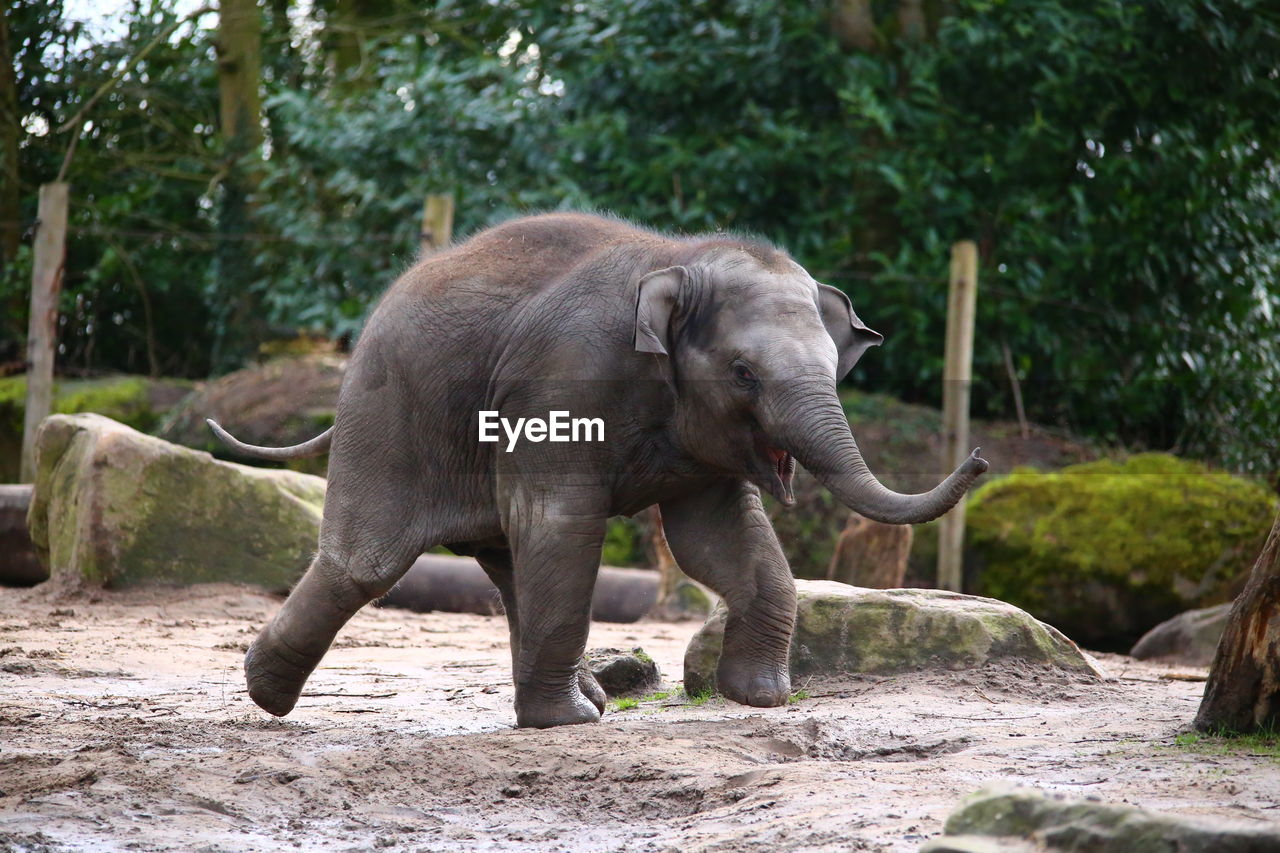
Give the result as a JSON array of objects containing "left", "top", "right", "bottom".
[
  {"left": 0, "top": 374, "right": 192, "bottom": 481},
  {"left": 583, "top": 647, "right": 661, "bottom": 697},
  {"left": 683, "top": 580, "right": 1103, "bottom": 697},
  {"left": 923, "top": 784, "right": 1280, "bottom": 853},
  {"left": 27, "top": 413, "right": 324, "bottom": 589},
  {"left": 967, "top": 453, "right": 1276, "bottom": 650}
]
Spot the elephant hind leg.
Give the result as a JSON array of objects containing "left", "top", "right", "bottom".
[{"left": 246, "top": 534, "right": 422, "bottom": 717}]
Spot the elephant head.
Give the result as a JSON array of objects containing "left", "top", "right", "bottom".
[{"left": 633, "top": 245, "right": 987, "bottom": 524}]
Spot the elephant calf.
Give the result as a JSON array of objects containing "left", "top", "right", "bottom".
[{"left": 209, "top": 212, "right": 987, "bottom": 728}]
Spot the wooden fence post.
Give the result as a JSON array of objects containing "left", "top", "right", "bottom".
[
  {"left": 420, "top": 193, "right": 454, "bottom": 256},
  {"left": 936, "top": 240, "right": 978, "bottom": 591},
  {"left": 19, "top": 182, "right": 70, "bottom": 483}
]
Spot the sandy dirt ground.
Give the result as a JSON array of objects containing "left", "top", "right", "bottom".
[{"left": 1, "top": 583, "right": 1278, "bottom": 852}]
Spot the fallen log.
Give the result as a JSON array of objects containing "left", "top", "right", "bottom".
[
  {"left": 379, "top": 554, "right": 659, "bottom": 623},
  {"left": 0, "top": 484, "right": 44, "bottom": 586}
]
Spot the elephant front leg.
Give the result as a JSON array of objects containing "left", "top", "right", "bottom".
[
  {"left": 503, "top": 491, "right": 608, "bottom": 728},
  {"left": 661, "top": 480, "right": 797, "bottom": 707}
]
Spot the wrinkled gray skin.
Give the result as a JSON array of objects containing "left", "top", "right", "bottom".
[{"left": 210, "top": 213, "right": 988, "bottom": 729}]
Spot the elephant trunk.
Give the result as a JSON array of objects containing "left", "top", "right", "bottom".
[{"left": 767, "top": 380, "right": 988, "bottom": 525}]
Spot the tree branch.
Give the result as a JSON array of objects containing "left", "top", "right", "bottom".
[{"left": 57, "top": 5, "right": 215, "bottom": 183}]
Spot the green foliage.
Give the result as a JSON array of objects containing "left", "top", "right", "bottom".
[
  {"left": 9, "top": 0, "right": 221, "bottom": 375},
  {"left": 968, "top": 454, "right": 1277, "bottom": 647},
  {"left": 609, "top": 696, "right": 639, "bottom": 712},
  {"left": 5, "top": 0, "right": 1279, "bottom": 477},
  {"left": 523, "top": 0, "right": 1280, "bottom": 474},
  {"left": 602, "top": 515, "right": 645, "bottom": 567}
]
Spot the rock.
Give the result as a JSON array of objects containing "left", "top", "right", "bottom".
[
  {"left": 584, "top": 647, "right": 661, "bottom": 697},
  {"left": 922, "top": 784, "right": 1280, "bottom": 853},
  {"left": 1129, "top": 603, "right": 1231, "bottom": 667},
  {"left": 683, "top": 580, "right": 1103, "bottom": 697},
  {"left": 380, "top": 555, "right": 659, "bottom": 623},
  {"left": 158, "top": 355, "right": 345, "bottom": 475},
  {"left": 0, "top": 374, "right": 192, "bottom": 482},
  {"left": 666, "top": 578, "right": 715, "bottom": 617},
  {"left": 968, "top": 453, "right": 1276, "bottom": 650},
  {"left": 27, "top": 414, "right": 325, "bottom": 589},
  {"left": 0, "top": 485, "right": 43, "bottom": 586}
]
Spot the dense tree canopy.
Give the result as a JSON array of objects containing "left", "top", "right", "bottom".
[{"left": 4, "top": 0, "right": 1279, "bottom": 475}]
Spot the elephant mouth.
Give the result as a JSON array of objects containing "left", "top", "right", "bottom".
[{"left": 752, "top": 429, "right": 796, "bottom": 505}]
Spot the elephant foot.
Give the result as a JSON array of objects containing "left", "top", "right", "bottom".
[
  {"left": 716, "top": 659, "right": 790, "bottom": 708},
  {"left": 576, "top": 665, "right": 607, "bottom": 715},
  {"left": 515, "top": 687, "right": 602, "bottom": 729},
  {"left": 244, "top": 633, "right": 313, "bottom": 717}
]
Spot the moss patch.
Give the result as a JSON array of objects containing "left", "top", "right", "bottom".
[
  {"left": 968, "top": 453, "right": 1276, "bottom": 649},
  {"left": 1173, "top": 728, "right": 1280, "bottom": 760},
  {"left": 0, "top": 375, "right": 192, "bottom": 481}
]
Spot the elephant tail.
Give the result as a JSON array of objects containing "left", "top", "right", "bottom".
[{"left": 206, "top": 419, "right": 334, "bottom": 461}]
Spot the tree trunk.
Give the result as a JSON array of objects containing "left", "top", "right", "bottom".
[
  {"left": 214, "top": 0, "right": 265, "bottom": 365},
  {"left": 650, "top": 507, "right": 684, "bottom": 603},
  {"left": 263, "top": 0, "right": 299, "bottom": 160},
  {"left": 896, "top": 0, "right": 927, "bottom": 43},
  {"left": 826, "top": 512, "right": 913, "bottom": 589},
  {"left": 643, "top": 507, "right": 714, "bottom": 619},
  {"left": 830, "top": 0, "right": 877, "bottom": 52},
  {"left": 0, "top": 10, "right": 20, "bottom": 267},
  {"left": 217, "top": 0, "right": 263, "bottom": 159},
  {"left": 328, "top": 0, "right": 397, "bottom": 88},
  {"left": 1194, "top": 508, "right": 1280, "bottom": 733}
]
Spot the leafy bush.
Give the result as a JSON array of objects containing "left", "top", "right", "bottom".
[
  {"left": 7, "top": 0, "right": 1279, "bottom": 476},
  {"left": 968, "top": 453, "right": 1277, "bottom": 649}
]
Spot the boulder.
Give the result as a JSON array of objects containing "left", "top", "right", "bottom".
[
  {"left": 683, "top": 580, "right": 1102, "bottom": 696},
  {"left": 968, "top": 453, "right": 1276, "bottom": 650},
  {"left": 922, "top": 784, "right": 1280, "bottom": 853},
  {"left": 1129, "top": 603, "right": 1231, "bottom": 668},
  {"left": 583, "top": 647, "right": 661, "bottom": 697},
  {"left": 0, "top": 374, "right": 192, "bottom": 481},
  {"left": 27, "top": 414, "right": 325, "bottom": 589},
  {"left": 158, "top": 355, "right": 344, "bottom": 475}
]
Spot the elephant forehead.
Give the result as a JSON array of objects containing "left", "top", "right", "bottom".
[{"left": 719, "top": 277, "right": 824, "bottom": 328}]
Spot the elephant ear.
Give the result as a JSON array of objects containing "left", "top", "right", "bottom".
[
  {"left": 817, "top": 283, "right": 884, "bottom": 380},
  {"left": 634, "top": 266, "right": 686, "bottom": 355}
]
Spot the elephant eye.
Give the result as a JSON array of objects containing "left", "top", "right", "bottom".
[{"left": 733, "top": 363, "right": 758, "bottom": 384}]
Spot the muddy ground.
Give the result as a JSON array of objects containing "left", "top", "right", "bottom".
[{"left": 1, "top": 583, "right": 1277, "bottom": 852}]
